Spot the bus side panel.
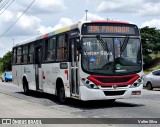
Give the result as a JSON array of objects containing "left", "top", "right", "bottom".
[
  {"left": 42, "top": 63, "right": 57, "bottom": 94},
  {"left": 12, "top": 65, "right": 19, "bottom": 86},
  {"left": 18, "top": 65, "right": 22, "bottom": 87},
  {"left": 21, "top": 65, "right": 36, "bottom": 90},
  {"left": 42, "top": 63, "right": 70, "bottom": 97},
  {"left": 12, "top": 65, "right": 23, "bottom": 88},
  {"left": 59, "top": 62, "right": 70, "bottom": 98}
]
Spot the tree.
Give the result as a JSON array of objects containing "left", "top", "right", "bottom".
[
  {"left": 140, "top": 26, "right": 160, "bottom": 66},
  {"left": 1, "top": 51, "right": 12, "bottom": 71},
  {"left": 0, "top": 57, "right": 3, "bottom": 72}
]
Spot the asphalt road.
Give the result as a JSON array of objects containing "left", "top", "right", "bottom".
[{"left": 0, "top": 81, "right": 160, "bottom": 127}]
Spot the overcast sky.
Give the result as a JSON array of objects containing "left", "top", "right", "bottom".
[{"left": 0, "top": 0, "right": 160, "bottom": 57}]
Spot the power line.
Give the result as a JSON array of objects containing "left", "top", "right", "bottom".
[
  {"left": 0, "top": 0, "right": 9, "bottom": 10},
  {"left": 0, "top": 0, "right": 14, "bottom": 15},
  {"left": 0, "top": 0, "right": 11, "bottom": 11},
  {"left": 0, "top": 0, "right": 36, "bottom": 37}
]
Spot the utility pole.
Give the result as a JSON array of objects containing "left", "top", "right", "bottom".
[{"left": 85, "top": 10, "right": 88, "bottom": 21}]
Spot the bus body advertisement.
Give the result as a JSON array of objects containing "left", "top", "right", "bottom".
[{"left": 12, "top": 20, "right": 143, "bottom": 103}]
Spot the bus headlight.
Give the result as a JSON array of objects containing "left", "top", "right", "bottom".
[
  {"left": 130, "top": 83, "right": 141, "bottom": 88},
  {"left": 130, "top": 78, "right": 142, "bottom": 88},
  {"left": 85, "top": 80, "right": 99, "bottom": 89}
]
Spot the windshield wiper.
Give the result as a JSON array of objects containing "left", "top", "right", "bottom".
[
  {"left": 96, "top": 35, "right": 109, "bottom": 52},
  {"left": 121, "top": 36, "right": 129, "bottom": 52},
  {"left": 84, "top": 51, "right": 90, "bottom": 70}
]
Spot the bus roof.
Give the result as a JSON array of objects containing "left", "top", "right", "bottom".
[
  {"left": 13, "top": 20, "right": 132, "bottom": 47},
  {"left": 13, "top": 23, "right": 79, "bottom": 47},
  {"left": 91, "top": 20, "right": 129, "bottom": 24}
]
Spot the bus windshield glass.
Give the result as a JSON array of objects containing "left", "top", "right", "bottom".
[{"left": 82, "top": 37, "right": 142, "bottom": 75}]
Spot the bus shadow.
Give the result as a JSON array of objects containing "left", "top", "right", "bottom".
[
  {"left": 66, "top": 99, "right": 145, "bottom": 110},
  {"left": 16, "top": 90, "right": 145, "bottom": 109},
  {"left": 16, "top": 91, "right": 60, "bottom": 104}
]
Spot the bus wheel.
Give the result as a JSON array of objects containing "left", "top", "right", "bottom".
[
  {"left": 23, "top": 78, "right": 29, "bottom": 95},
  {"left": 146, "top": 82, "right": 153, "bottom": 90},
  {"left": 58, "top": 86, "right": 66, "bottom": 104}
]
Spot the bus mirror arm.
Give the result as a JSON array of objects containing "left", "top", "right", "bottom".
[{"left": 76, "top": 39, "right": 82, "bottom": 52}]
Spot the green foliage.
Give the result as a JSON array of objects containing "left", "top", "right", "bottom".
[
  {"left": 0, "top": 51, "right": 12, "bottom": 72},
  {"left": 0, "top": 57, "right": 3, "bottom": 72},
  {"left": 140, "top": 26, "right": 160, "bottom": 68},
  {"left": 143, "top": 55, "right": 152, "bottom": 66}
]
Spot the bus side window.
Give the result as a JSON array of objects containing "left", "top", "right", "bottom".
[
  {"left": 28, "top": 44, "right": 34, "bottom": 63},
  {"left": 50, "top": 37, "right": 56, "bottom": 61},
  {"left": 22, "top": 45, "right": 28, "bottom": 64},
  {"left": 28, "top": 55, "right": 30, "bottom": 62},
  {"left": 13, "top": 48, "right": 17, "bottom": 64},
  {"left": 57, "top": 34, "right": 67, "bottom": 61},
  {"left": 16, "top": 47, "right": 22, "bottom": 64},
  {"left": 45, "top": 39, "right": 50, "bottom": 61},
  {"left": 45, "top": 37, "right": 56, "bottom": 62}
]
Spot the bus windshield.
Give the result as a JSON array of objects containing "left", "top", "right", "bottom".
[{"left": 82, "top": 37, "right": 142, "bottom": 75}]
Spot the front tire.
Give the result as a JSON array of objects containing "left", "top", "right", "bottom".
[{"left": 146, "top": 82, "right": 153, "bottom": 90}]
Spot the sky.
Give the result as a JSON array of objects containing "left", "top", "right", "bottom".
[{"left": 0, "top": 0, "right": 160, "bottom": 57}]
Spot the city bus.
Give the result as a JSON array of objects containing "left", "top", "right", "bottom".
[{"left": 12, "top": 20, "right": 143, "bottom": 103}]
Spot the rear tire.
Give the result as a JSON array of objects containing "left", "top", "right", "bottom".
[
  {"left": 23, "top": 78, "right": 29, "bottom": 95},
  {"left": 58, "top": 86, "right": 66, "bottom": 104},
  {"left": 146, "top": 82, "right": 153, "bottom": 90}
]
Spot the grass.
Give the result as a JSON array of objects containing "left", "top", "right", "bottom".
[
  {"left": 149, "top": 52, "right": 160, "bottom": 59},
  {"left": 144, "top": 53, "right": 160, "bottom": 74}
]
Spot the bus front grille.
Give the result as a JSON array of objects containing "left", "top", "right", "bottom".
[
  {"left": 103, "top": 90, "right": 125, "bottom": 96},
  {"left": 101, "top": 85, "right": 128, "bottom": 88}
]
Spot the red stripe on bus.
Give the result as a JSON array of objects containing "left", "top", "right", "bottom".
[
  {"left": 64, "top": 70, "right": 68, "bottom": 80},
  {"left": 43, "top": 34, "right": 49, "bottom": 38},
  {"left": 88, "top": 74, "right": 139, "bottom": 86},
  {"left": 42, "top": 71, "right": 45, "bottom": 80}
]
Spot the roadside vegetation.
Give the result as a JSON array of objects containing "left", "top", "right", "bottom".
[
  {"left": 141, "top": 27, "right": 160, "bottom": 74},
  {"left": 144, "top": 53, "right": 160, "bottom": 74},
  {"left": 0, "top": 51, "right": 12, "bottom": 77}
]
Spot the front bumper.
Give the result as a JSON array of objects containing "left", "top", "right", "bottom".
[{"left": 80, "top": 84, "right": 143, "bottom": 101}]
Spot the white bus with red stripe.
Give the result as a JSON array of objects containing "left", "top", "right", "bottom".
[{"left": 12, "top": 20, "right": 143, "bottom": 103}]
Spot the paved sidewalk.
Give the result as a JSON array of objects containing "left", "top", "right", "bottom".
[{"left": 0, "top": 93, "right": 113, "bottom": 127}]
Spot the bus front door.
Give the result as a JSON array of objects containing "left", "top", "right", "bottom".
[
  {"left": 35, "top": 46, "right": 43, "bottom": 91},
  {"left": 70, "top": 38, "right": 79, "bottom": 97}
]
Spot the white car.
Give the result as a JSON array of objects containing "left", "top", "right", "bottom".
[{"left": 143, "top": 69, "right": 160, "bottom": 90}]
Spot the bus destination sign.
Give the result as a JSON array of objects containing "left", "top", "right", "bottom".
[{"left": 82, "top": 23, "right": 138, "bottom": 35}]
